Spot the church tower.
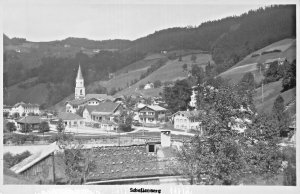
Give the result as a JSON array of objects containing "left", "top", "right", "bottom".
[{"left": 75, "top": 64, "right": 85, "bottom": 99}]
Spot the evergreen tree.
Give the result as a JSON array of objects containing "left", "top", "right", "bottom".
[{"left": 56, "top": 119, "right": 65, "bottom": 133}]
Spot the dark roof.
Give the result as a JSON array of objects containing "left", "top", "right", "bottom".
[
  {"left": 3, "top": 105, "right": 12, "bottom": 109},
  {"left": 66, "top": 145, "right": 175, "bottom": 182},
  {"left": 85, "top": 102, "right": 120, "bottom": 114},
  {"left": 138, "top": 105, "right": 166, "bottom": 112},
  {"left": 14, "top": 102, "right": 39, "bottom": 108},
  {"left": 66, "top": 94, "right": 116, "bottom": 106},
  {"left": 17, "top": 116, "right": 42, "bottom": 124},
  {"left": 58, "top": 112, "right": 84, "bottom": 120},
  {"left": 85, "top": 94, "right": 115, "bottom": 101}
]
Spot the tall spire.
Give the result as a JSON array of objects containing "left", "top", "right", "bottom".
[{"left": 76, "top": 64, "right": 83, "bottom": 80}]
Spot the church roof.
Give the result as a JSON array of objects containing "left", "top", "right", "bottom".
[
  {"left": 85, "top": 102, "right": 121, "bottom": 114},
  {"left": 58, "top": 112, "right": 85, "bottom": 121},
  {"left": 76, "top": 64, "right": 83, "bottom": 80}
]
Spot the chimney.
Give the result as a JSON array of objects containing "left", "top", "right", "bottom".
[{"left": 161, "top": 130, "right": 171, "bottom": 147}]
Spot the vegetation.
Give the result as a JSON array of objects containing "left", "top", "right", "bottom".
[
  {"left": 282, "top": 60, "right": 296, "bottom": 91},
  {"left": 39, "top": 121, "right": 50, "bottom": 136},
  {"left": 6, "top": 122, "right": 17, "bottom": 133},
  {"left": 3, "top": 151, "right": 32, "bottom": 168},
  {"left": 175, "top": 81, "right": 284, "bottom": 185},
  {"left": 163, "top": 79, "right": 192, "bottom": 113},
  {"left": 56, "top": 119, "right": 65, "bottom": 133}
]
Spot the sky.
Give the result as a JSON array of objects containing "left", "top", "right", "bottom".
[{"left": 2, "top": 0, "right": 277, "bottom": 42}]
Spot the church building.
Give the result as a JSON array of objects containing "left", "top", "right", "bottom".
[{"left": 65, "top": 65, "right": 118, "bottom": 114}]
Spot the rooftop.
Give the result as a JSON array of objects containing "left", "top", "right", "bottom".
[
  {"left": 58, "top": 112, "right": 85, "bottom": 121},
  {"left": 85, "top": 102, "right": 120, "bottom": 114},
  {"left": 139, "top": 105, "right": 167, "bottom": 112},
  {"left": 17, "top": 116, "right": 42, "bottom": 124}
]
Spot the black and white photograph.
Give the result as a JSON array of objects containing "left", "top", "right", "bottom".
[{"left": 1, "top": 0, "right": 298, "bottom": 193}]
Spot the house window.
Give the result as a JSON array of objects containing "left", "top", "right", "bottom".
[{"left": 148, "top": 144, "right": 155, "bottom": 152}]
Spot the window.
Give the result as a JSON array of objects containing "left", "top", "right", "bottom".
[{"left": 148, "top": 144, "right": 155, "bottom": 152}]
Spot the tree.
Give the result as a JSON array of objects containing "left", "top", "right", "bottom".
[
  {"left": 256, "top": 63, "right": 265, "bottom": 74},
  {"left": 190, "top": 64, "right": 205, "bottom": 85},
  {"left": 139, "top": 84, "right": 145, "bottom": 90},
  {"left": 56, "top": 119, "right": 65, "bottom": 133},
  {"left": 191, "top": 55, "right": 197, "bottom": 63},
  {"left": 175, "top": 83, "right": 282, "bottom": 185},
  {"left": 115, "top": 110, "right": 134, "bottom": 132},
  {"left": 272, "top": 95, "right": 289, "bottom": 136},
  {"left": 178, "top": 55, "right": 182, "bottom": 61},
  {"left": 282, "top": 60, "right": 296, "bottom": 91},
  {"left": 163, "top": 79, "right": 192, "bottom": 113},
  {"left": 182, "top": 64, "right": 188, "bottom": 72},
  {"left": 238, "top": 72, "right": 256, "bottom": 105},
  {"left": 76, "top": 106, "right": 85, "bottom": 117},
  {"left": 3, "top": 151, "right": 31, "bottom": 168},
  {"left": 123, "top": 95, "right": 137, "bottom": 110},
  {"left": 6, "top": 122, "right": 17, "bottom": 133},
  {"left": 39, "top": 121, "right": 50, "bottom": 137},
  {"left": 20, "top": 124, "right": 32, "bottom": 134},
  {"left": 154, "top": 80, "right": 162, "bottom": 88},
  {"left": 109, "top": 87, "right": 118, "bottom": 95}
]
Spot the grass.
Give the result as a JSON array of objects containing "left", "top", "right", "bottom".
[
  {"left": 254, "top": 80, "right": 296, "bottom": 113},
  {"left": 232, "top": 38, "right": 296, "bottom": 68},
  {"left": 117, "top": 53, "right": 214, "bottom": 97}
]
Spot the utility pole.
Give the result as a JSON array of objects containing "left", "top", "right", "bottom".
[{"left": 52, "top": 152, "right": 56, "bottom": 184}]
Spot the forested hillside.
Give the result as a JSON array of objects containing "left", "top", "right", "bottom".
[{"left": 3, "top": 5, "right": 296, "bottom": 108}]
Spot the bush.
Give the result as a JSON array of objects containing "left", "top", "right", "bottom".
[
  {"left": 3, "top": 151, "right": 31, "bottom": 168},
  {"left": 118, "top": 124, "right": 134, "bottom": 132}
]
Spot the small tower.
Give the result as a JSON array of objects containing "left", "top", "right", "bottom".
[{"left": 75, "top": 64, "right": 85, "bottom": 99}]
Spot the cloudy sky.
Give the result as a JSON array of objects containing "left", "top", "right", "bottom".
[{"left": 2, "top": 0, "right": 272, "bottom": 42}]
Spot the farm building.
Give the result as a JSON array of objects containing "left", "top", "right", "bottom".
[
  {"left": 10, "top": 102, "right": 40, "bottom": 117},
  {"left": 138, "top": 105, "right": 167, "bottom": 125},
  {"left": 57, "top": 112, "right": 85, "bottom": 128},
  {"left": 82, "top": 102, "right": 122, "bottom": 123},
  {"left": 17, "top": 116, "right": 42, "bottom": 131},
  {"left": 9, "top": 142, "right": 65, "bottom": 184},
  {"left": 173, "top": 111, "right": 202, "bottom": 132}
]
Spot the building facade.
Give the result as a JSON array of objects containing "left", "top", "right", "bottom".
[
  {"left": 10, "top": 102, "right": 40, "bottom": 116},
  {"left": 138, "top": 105, "right": 167, "bottom": 125},
  {"left": 173, "top": 111, "right": 202, "bottom": 132}
]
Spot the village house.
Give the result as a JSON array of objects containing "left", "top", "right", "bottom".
[
  {"left": 65, "top": 65, "right": 117, "bottom": 113},
  {"left": 144, "top": 83, "right": 154, "bottom": 90},
  {"left": 263, "top": 57, "right": 287, "bottom": 69},
  {"left": 82, "top": 102, "right": 122, "bottom": 128},
  {"left": 3, "top": 105, "right": 12, "bottom": 115},
  {"left": 173, "top": 110, "right": 202, "bottom": 132},
  {"left": 10, "top": 102, "right": 40, "bottom": 116},
  {"left": 189, "top": 86, "right": 198, "bottom": 108},
  {"left": 16, "top": 116, "right": 42, "bottom": 131},
  {"left": 138, "top": 105, "right": 167, "bottom": 125},
  {"left": 57, "top": 112, "right": 85, "bottom": 128}
]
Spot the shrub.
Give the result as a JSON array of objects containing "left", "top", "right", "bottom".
[{"left": 3, "top": 151, "right": 31, "bottom": 168}]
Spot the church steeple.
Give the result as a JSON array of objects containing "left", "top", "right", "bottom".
[
  {"left": 75, "top": 64, "right": 85, "bottom": 99},
  {"left": 76, "top": 64, "right": 83, "bottom": 80}
]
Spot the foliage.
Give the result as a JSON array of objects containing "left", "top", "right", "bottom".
[
  {"left": 153, "top": 80, "right": 162, "bottom": 88},
  {"left": 76, "top": 106, "right": 85, "bottom": 117},
  {"left": 139, "top": 58, "right": 167, "bottom": 80},
  {"left": 6, "top": 122, "right": 17, "bottom": 133},
  {"left": 282, "top": 60, "right": 296, "bottom": 91},
  {"left": 282, "top": 147, "right": 296, "bottom": 185},
  {"left": 191, "top": 55, "right": 197, "bottom": 63},
  {"left": 39, "top": 121, "right": 50, "bottom": 135},
  {"left": 3, "top": 151, "right": 31, "bottom": 168},
  {"left": 190, "top": 64, "right": 205, "bottom": 85},
  {"left": 272, "top": 95, "right": 290, "bottom": 137},
  {"left": 175, "top": 82, "right": 283, "bottom": 185},
  {"left": 3, "top": 133, "right": 41, "bottom": 144},
  {"left": 20, "top": 124, "right": 32, "bottom": 134},
  {"left": 182, "top": 64, "right": 188, "bottom": 72},
  {"left": 109, "top": 87, "right": 118, "bottom": 95},
  {"left": 56, "top": 119, "right": 65, "bottom": 133},
  {"left": 163, "top": 79, "right": 192, "bottom": 113},
  {"left": 139, "top": 84, "right": 145, "bottom": 90},
  {"left": 115, "top": 110, "right": 134, "bottom": 132},
  {"left": 123, "top": 95, "right": 137, "bottom": 110}
]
